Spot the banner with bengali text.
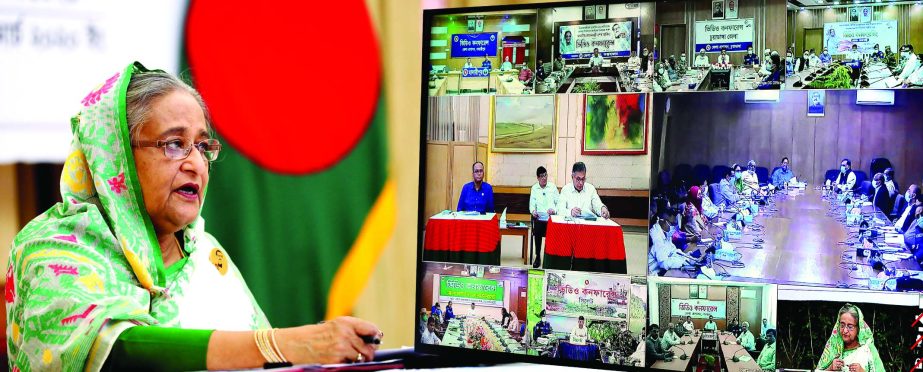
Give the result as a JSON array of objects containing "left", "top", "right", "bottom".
[
  {"left": 451, "top": 33, "right": 498, "bottom": 58},
  {"left": 439, "top": 275, "right": 505, "bottom": 306},
  {"left": 671, "top": 299, "right": 727, "bottom": 319},
  {"left": 694, "top": 18, "right": 754, "bottom": 53},
  {"left": 544, "top": 271, "right": 630, "bottom": 319},
  {"left": 558, "top": 21, "right": 632, "bottom": 59}
]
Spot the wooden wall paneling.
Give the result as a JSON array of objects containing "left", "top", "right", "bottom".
[
  {"left": 770, "top": 105, "right": 795, "bottom": 173},
  {"left": 426, "top": 142, "right": 451, "bottom": 220},
  {"left": 451, "top": 143, "right": 477, "bottom": 213}
]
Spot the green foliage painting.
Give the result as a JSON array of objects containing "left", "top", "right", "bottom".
[
  {"left": 583, "top": 93, "right": 647, "bottom": 155},
  {"left": 777, "top": 300, "right": 916, "bottom": 371}
]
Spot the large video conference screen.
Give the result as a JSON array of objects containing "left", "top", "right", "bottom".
[{"left": 418, "top": 1, "right": 923, "bottom": 370}]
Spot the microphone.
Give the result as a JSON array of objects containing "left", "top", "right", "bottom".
[
  {"left": 670, "top": 344, "right": 689, "bottom": 360},
  {"left": 731, "top": 346, "right": 749, "bottom": 363}
]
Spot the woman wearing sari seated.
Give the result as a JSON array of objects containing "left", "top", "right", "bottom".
[
  {"left": 6, "top": 62, "right": 383, "bottom": 371},
  {"left": 683, "top": 186, "right": 709, "bottom": 239},
  {"left": 699, "top": 179, "right": 719, "bottom": 220},
  {"left": 816, "top": 303, "right": 884, "bottom": 372}
]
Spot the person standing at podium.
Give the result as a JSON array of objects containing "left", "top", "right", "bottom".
[
  {"left": 457, "top": 161, "right": 494, "bottom": 214},
  {"left": 530, "top": 166, "right": 559, "bottom": 268},
  {"left": 557, "top": 162, "right": 610, "bottom": 219}
]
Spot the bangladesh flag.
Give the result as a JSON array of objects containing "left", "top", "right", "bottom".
[{"left": 184, "top": 1, "right": 395, "bottom": 326}]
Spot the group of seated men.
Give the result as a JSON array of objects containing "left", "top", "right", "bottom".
[
  {"left": 457, "top": 161, "right": 611, "bottom": 268},
  {"left": 646, "top": 316, "right": 775, "bottom": 370}
]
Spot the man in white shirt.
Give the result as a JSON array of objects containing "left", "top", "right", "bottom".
[
  {"left": 884, "top": 168, "right": 898, "bottom": 199},
  {"left": 569, "top": 316, "right": 589, "bottom": 345},
  {"left": 660, "top": 322, "right": 682, "bottom": 351},
  {"left": 557, "top": 162, "right": 610, "bottom": 219},
  {"left": 682, "top": 316, "right": 695, "bottom": 334},
  {"left": 589, "top": 48, "right": 605, "bottom": 73},
  {"left": 627, "top": 50, "right": 641, "bottom": 67},
  {"left": 704, "top": 316, "right": 718, "bottom": 331},
  {"left": 896, "top": 45, "right": 920, "bottom": 82},
  {"left": 530, "top": 166, "right": 559, "bottom": 268},
  {"left": 846, "top": 44, "right": 863, "bottom": 61},
  {"left": 716, "top": 47, "right": 730, "bottom": 65},
  {"left": 463, "top": 57, "right": 474, "bottom": 69},
  {"left": 421, "top": 317, "right": 441, "bottom": 345},
  {"left": 828, "top": 158, "right": 857, "bottom": 194},
  {"left": 694, "top": 48, "right": 710, "bottom": 67},
  {"left": 741, "top": 160, "right": 760, "bottom": 195}
]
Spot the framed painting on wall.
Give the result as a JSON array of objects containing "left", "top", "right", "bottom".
[
  {"left": 582, "top": 93, "right": 648, "bottom": 155},
  {"left": 491, "top": 95, "right": 557, "bottom": 153}
]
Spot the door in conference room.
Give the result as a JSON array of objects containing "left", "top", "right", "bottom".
[
  {"left": 660, "top": 25, "right": 687, "bottom": 63},
  {"left": 803, "top": 28, "right": 822, "bottom": 55}
]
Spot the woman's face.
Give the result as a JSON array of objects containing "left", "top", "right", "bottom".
[
  {"left": 132, "top": 90, "right": 211, "bottom": 236},
  {"left": 838, "top": 311, "right": 859, "bottom": 345}
]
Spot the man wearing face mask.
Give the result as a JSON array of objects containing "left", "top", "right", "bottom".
[
  {"left": 883, "top": 168, "right": 899, "bottom": 199},
  {"left": 870, "top": 43, "right": 884, "bottom": 61},
  {"left": 694, "top": 48, "right": 710, "bottom": 68},
  {"left": 795, "top": 50, "right": 811, "bottom": 72},
  {"left": 717, "top": 168, "right": 741, "bottom": 207},
  {"left": 785, "top": 52, "right": 795, "bottom": 76},
  {"left": 820, "top": 47, "right": 832, "bottom": 66},
  {"left": 870, "top": 173, "right": 893, "bottom": 216},
  {"left": 896, "top": 45, "right": 921, "bottom": 85},
  {"left": 828, "top": 158, "right": 857, "bottom": 194},
  {"left": 846, "top": 44, "right": 862, "bottom": 61},
  {"left": 679, "top": 53, "right": 689, "bottom": 72},
  {"left": 809, "top": 49, "right": 822, "bottom": 67},
  {"left": 758, "top": 49, "right": 773, "bottom": 76},
  {"left": 744, "top": 47, "right": 759, "bottom": 66},
  {"left": 771, "top": 157, "right": 794, "bottom": 189},
  {"left": 648, "top": 198, "right": 695, "bottom": 274},
  {"left": 731, "top": 163, "right": 747, "bottom": 195},
  {"left": 894, "top": 185, "right": 920, "bottom": 233},
  {"left": 532, "top": 310, "right": 553, "bottom": 340},
  {"left": 657, "top": 61, "right": 678, "bottom": 89},
  {"left": 717, "top": 47, "right": 730, "bottom": 65}
]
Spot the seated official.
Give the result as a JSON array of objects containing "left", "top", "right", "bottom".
[
  {"left": 648, "top": 198, "right": 695, "bottom": 274},
  {"left": 742, "top": 160, "right": 760, "bottom": 195},
  {"left": 569, "top": 316, "right": 589, "bottom": 345},
  {"left": 7, "top": 63, "right": 385, "bottom": 371},
  {"left": 530, "top": 166, "right": 559, "bottom": 268},
  {"left": 828, "top": 158, "right": 857, "bottom": 194},
  {"left": 645, "top": 324, "right": 674, "bottom": 366},
  {"left": 457, "top": 161, "right": 494, "bottom": 214},
  {"left": 553, "top": 56, "right": 566, "bottom": 71},
  {"left": 684, "top": 186, "right": 708, "bottom": 239},
  {"left": 871, "top": 173, "right": 894, "bottom": 216},
  {"left": 716, "top": 168, "right": 742, "bottom": 207},
  {"left": 704, "top": 316, "right": 718, "bottom": 331},
  {"left": 482, "top": 55, "right": 492, "bottom": 69},
  {"left": 421, "top": 317, "right": 441, "bottom": 345},
  {"left": 683, "top": 316, "right": 695, "bottom": 334},
  {"left": 657, "top": 62, "right": 678, "bottom": 89},
  {"left": 894, "top": 185, "right": 920, "bottom": 229},
  {"left": 816, "top": 304, "right": 885, "bottom": 372},
  {"left": 500, "top": 56, "right": 513, "bottom": 71},
  {"left": 533, "top": 310, "right": 553, "bottom": 340},
  {"left": 736, "top": 322, "right": 756, "bottom": 351},
  {"left": 744, "top": 47, "right": 760, "bottom": 66},
  {"left": 694, "top": 49, "right": 710, "bottom": 67},
  {"left": 758, "top": 329, "right": 776, "bottom": 371},
  {"left": 757, "top": 53, "right": 784, "bottom": 90},
  {"left": 588, "top": 48, "right": 605, "bottom": 73},
  {"left": 431, "top": 303, "right": 443, "bottom": 324},
  {"left": 820, "top": 48, "right": 832, "bottom": 65},
  {"left": 507, "top": 311, "right": 520, "bottom": 333},
  {"left": 660, "top": 323, "right": 682, "bottom": 351},
  {"left": 501, "top": 308, "right": 512, "bottom": 328},
  {"left": 627, "top": 51, "right": 641, "bottom": 67},
  {"left": 444, "top": 301, "right": 456, "bottom": 322},
  {"left": 896, "top": 45, "right": 920, "bottom": 85},
  {"left": 463, "top": 58, "right": 474, "bottom": 69},
  {"left": 716, "top": 48, "right": 730, "bottom": 65},
  {"left": 727, "top": 319, "right": 741, "bottom": 336},
  {"left": 518, "top": 63, "right": 533, "bottom": 85},
  {"left": 536, "top": 60, "right": 547, "bottom": 81},
  {"left": 557, "top": 162, "right": 610, "bottom": 219},
  {"left": 845, "top": 44, "right": 862, "bottom": 61},
  {"left": 699, "top": 179, "right": 719, "bottom": 220},
  {"left": 731, "top": 163, "right": 747, "bottom": 195},
  {"left": 809, "top": 49, "right": 822, "bottom": 67},
  {"left": 905, "top": 206, "right": 923, "bottom": 249},
  {"left": 884, "top": 168, "right": 899, "bottom": 200},
  {"left": 759, "top": 319, "right": 770, "bottom": 340},
  {"left": 771, "top": 157, "right": 794, "bottom": 189}
]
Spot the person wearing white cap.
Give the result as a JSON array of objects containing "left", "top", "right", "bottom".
[{"left": 694, "top": 48, "right": 710, "bottom": 67}]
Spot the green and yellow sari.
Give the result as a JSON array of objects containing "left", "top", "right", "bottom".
[
  {"left": 6, "top": 62, "right": 269, "bottom": 371},
  {"left": 816, "top": 304, "right": 885, "bottom": 372}
]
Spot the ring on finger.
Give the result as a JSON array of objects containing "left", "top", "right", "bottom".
[{"left": 357, "top": 353, "right": 365, "bottom": 363}]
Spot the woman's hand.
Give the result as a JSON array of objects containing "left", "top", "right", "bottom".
[
  {"left": 847, "top": 363, "right": 865, "bottom": 372},
  {"left": 277, "top": 317, "right": 383, "bottom": 364},
  {"left": 827, "top": 359, "right": 845, "bottom": 371}
]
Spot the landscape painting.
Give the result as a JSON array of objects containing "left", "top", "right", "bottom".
[{"left": 491, "top": 95, "right": 556, "bottom": 153}]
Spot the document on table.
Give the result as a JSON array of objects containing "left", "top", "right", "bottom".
[{"left": 430, "top": 212, "right": 497, "bottom": 221}]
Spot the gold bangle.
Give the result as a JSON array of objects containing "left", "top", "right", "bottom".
[
  {"left": 269, "top": 328, "right": 289, "bottom": 363},
  {"left": 254, "top": 329, "right": 279, "bottom": 364}
]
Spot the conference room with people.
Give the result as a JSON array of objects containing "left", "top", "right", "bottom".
[
  {"left": 536, "top": 3, "right": 657, "bottom": 93},
  {"left": 775, "top": 285, "right": 919, "bottom": 371},
  {"left": 417, "top": 263, "right": 529, "bottom": 354},
  {"left": 786, "top": 2, "right": 923, "bottom": 89},
  {"left": 647, "top": 277, "right": 777, "bottom": 371},
  {"left": 654, "top": 0, "right": 788, "bottom": 91},
  {"left": 427, "top": 9, "right": 540, "bottom": 96},
  {"left": 421, "top": 93, "right": 653, "bottom": 273},
  {"left": 524, "top": 270, "right": 647, "bottom": 368},
  {"left": 647, "top": 89, "right": 923, "bottom": 290}
]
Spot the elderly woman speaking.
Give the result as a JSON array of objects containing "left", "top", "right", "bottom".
[{"left": 6, "top": 62, "right": 382, "bottom": 371}]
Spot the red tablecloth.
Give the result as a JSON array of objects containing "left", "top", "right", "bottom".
[
  {"left": 543, "top": 218, "right": 626, "bottom": 273},
  {"left": 423, "top": 214, "right": 501, "bottom": 265}
]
